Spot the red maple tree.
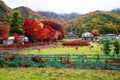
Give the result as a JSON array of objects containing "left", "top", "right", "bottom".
[
  {"left": 40, "top": 20, "right": 65, "bottom": 38},
  {"left": 0, "top": 22, "right": 9, "bottom": 40},
  {"left": 22, "top": 19, "right": 65, "bottom": 41},
  {"left": 22, "top": 19, "right": 43, "bottom": 40}
]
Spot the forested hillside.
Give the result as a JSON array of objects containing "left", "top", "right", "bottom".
[
  {"left": 111, "top": 8, "right": 120, "bottom": 15},
  {"left": 37, "top": 11, "right": 80, "bottom": 22},
  {"left": 1, "top": 0, "right": 120, "bottom": 37},
  {"left": 14, "top": 7, "right": 47, "bottom": 21},
  {"left": 0, "top": 0, "right": 80, "bottom": 24},
  {"left": 63, "top": 11, "right": 120, "bottom": 36},
  {"left": 0, "top": 0, "right": 13, "bottom": 24}
]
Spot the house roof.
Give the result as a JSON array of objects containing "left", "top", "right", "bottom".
[
  {"left": 81, "top": 32, "right": 93, "bottom": 37},
  {"left": 8, "top": 36, "right": 14, "bottom": 40}
]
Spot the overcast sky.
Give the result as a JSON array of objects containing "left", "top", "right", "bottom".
[{"left": 2, "top": 0, "right": 120, "bottom": 14}]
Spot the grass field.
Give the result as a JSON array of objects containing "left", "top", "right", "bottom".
[
  {"left": 1, "top": 42, "right": 119, "bottom": 80},
  {"left": 16, "top": 42, "right": 114, "bottom": 54},
  {"left": 0, "top": 68, "right": 120, "bottom": 80}
]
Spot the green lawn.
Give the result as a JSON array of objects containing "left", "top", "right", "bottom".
[
  {"left": 15, "top": 42, "right": 114, "bottom": 54},
  {"left": 0, "top": 68, "right": 120, "bottom": 80},
  {"left": 1, "top": 42, "right": 119, "bottom": 80}
]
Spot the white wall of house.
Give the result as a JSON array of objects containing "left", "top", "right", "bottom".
[
  {"left": 81, "top": 32, "right": 93, "bottom": 41},
  {"left": 3, "top": 36, "right": 29, "bottom": 44},
  {"left": 3, "top": 37, "right": 14, "bottom": 44}
]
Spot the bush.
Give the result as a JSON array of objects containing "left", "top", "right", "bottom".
[
  {"left": 103, "top": 39, "right": 111, "bottom": 54},
  {"left": 1, "top": 42, "right": 55, "bottom": 49},
  {"left": 9, "top": 57, "right": 40, "bottom": 67},
  {"left": 0, "top": 57, "right": 7, "bottom": 67},
  {"left": 113, "top": 40, "right": 120, "bottom": 54},
  {"left": 62, "top": 40, "right": 90, "bottom": 46}
]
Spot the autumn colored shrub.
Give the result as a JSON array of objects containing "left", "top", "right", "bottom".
[
  {"left": 0, "top": 22, "right": 9, "bottom": 40},
  {"left": 91, "top": 29, "right": 99, "bottom": 36},
  {"left": 3, "top": 44, "right": 16, "bottom": 49},
  {"left": 62, "top": 40, "right": 90, "bottom": 46},
  {"left": 1, "top": 42, "right": 56, "bottom": 49},
  {"left": 14, "top": 33, "right": 20, "bottom": 43}
]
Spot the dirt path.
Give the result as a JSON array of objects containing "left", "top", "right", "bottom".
[{"left": 0, "top": 42, "right": 61, "bottom": 53}]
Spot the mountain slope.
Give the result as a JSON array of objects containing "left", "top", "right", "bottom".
[
  {"left": 111, "top": 8, "right": 120, "bottom": 15},
  {"left": 37, "top": 11, "right": 80, "bottom": 22},
  {"left": 0, "top": 0, "right": 80, "bottom": 23},
  {"left": 0, "top": 0, "right": 13, "bottom": 24},
  {"left": 63, "top": 10, "right": 120, "bottom": 35},
  {"left": 14, "top": 6, "right": 47, "bottom": 20}
]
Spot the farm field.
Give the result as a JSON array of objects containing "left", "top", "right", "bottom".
[
  {"left": 16, "top": 42, "right": 114, "bottom": 55},
  {"left": 0, "top": 68, "right": 120, "bottom": 80}
]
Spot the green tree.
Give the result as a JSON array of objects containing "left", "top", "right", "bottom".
[
  {"left": 10, "top": 12, "right": 23, "bottom": 35},
  {"left": 113, "top": 40, "right": 120, "bottom": 54},
  {"left": 103, "top": 39, "right": 111, "bottom": 55},
  {"left": 98, "top": 22, "right": 118, "bottom": 34}
]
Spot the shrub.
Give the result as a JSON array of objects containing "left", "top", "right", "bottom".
[
  {"left": 2, "top": 42, "right": 55, "bottom": 49},
  {"left": 62, "top": 40, "right": 90, "bottom": 46},
  {"left": 103, "top": 39, "right": 111, "bottom": 55},
  {"left": 0, "top": 22, "right": 9, "bottom": 40},
  {"left": 0, "top": 57, "right": 7, "bottom": 67},
  {"left": 9, "top": 57, "right": 40, "bottom": 67},
  {"left": 113, "top": 40, "right": 120, "bottom": 54}
]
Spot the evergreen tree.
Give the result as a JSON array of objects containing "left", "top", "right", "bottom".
[
  {"left": 103, "top": 39, "right": 111, "bottom": 55},
  {"left": 114, "top": 39, "right": 120, "bottom": 54},
  {"left": 10, "top": 12, "right": 23, "bottom": 35}
]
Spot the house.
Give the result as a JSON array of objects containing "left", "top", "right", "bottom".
[
  {"left": 118, "top": 34, "right": 120, "bottom": 39},
  {"left": 115, "top": 34, "right": 120, "bottom": 39},
  {"left": 104, "top": 34, "right": 116, "bottom": 40},
  {"left": 3, "top": 36, "right": 29, "bottom": 44},
  {"left": 0, "top": 37, "right": 15, "bottom": 44},
  {"left": 3, "top": 36, "right": 14, "bottom": 44},
  {"left": 81, "top": 32, "right": 93, "bottom": 41},
  {"left": 67, "top": 31, "right": 78, "bottom": 39}
]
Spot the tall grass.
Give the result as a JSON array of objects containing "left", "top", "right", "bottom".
[{"left": 0, "top": 68, "right": 120, "bottom": 80}]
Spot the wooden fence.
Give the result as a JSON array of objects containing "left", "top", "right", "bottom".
[{"left": 0, "top": 53, "right": 120, "bottom": 68}]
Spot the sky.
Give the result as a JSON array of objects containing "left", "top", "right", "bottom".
[{"left": 2, "top": 0, "right": 120, "bottom": 14}]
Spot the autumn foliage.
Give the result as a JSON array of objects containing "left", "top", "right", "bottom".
[
  {"left": 92, "top": 29, "right": 99, "bottom": 36},
  {"left": 62, "top": 40, "right": 90, "bottom": 46},
  {"left": 0, "top": 42, "right": 55, "bottom": 49},
  {"left": 40, "top": 20, "right": 65, "bottom": 38},
  {"left": 22, "top": 19, "right": 42, "bottom": 40},
  {"left": 0, "top": 22, "right": 9, "bottom": 40},
  {"left": 14, "top": 33, "right": 20, "bottom": 43},
  {"left": 22, "top": 19, "right": 65, "bottom": 40}
]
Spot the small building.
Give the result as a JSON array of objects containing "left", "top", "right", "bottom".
[
  {"left": 4, "top": 36, "right": 14, "bottom": 44},
  {"left": 81, "top": 32, "right": 93, "bottom": 41},
  {"left": 67, "top": 31, "right": 78, "bottom": 39},
  {"left": 3, "top": 36, "right": 29, "bottom": 44},
  {"left": 117, "top": 34, "right": 120, "bottom": 39},
  {"left": 114, "top": 34, "right": 120, "bottom": 40},
  {"left": 104, "top": 34, "right": 116, "bottom": 40}
]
